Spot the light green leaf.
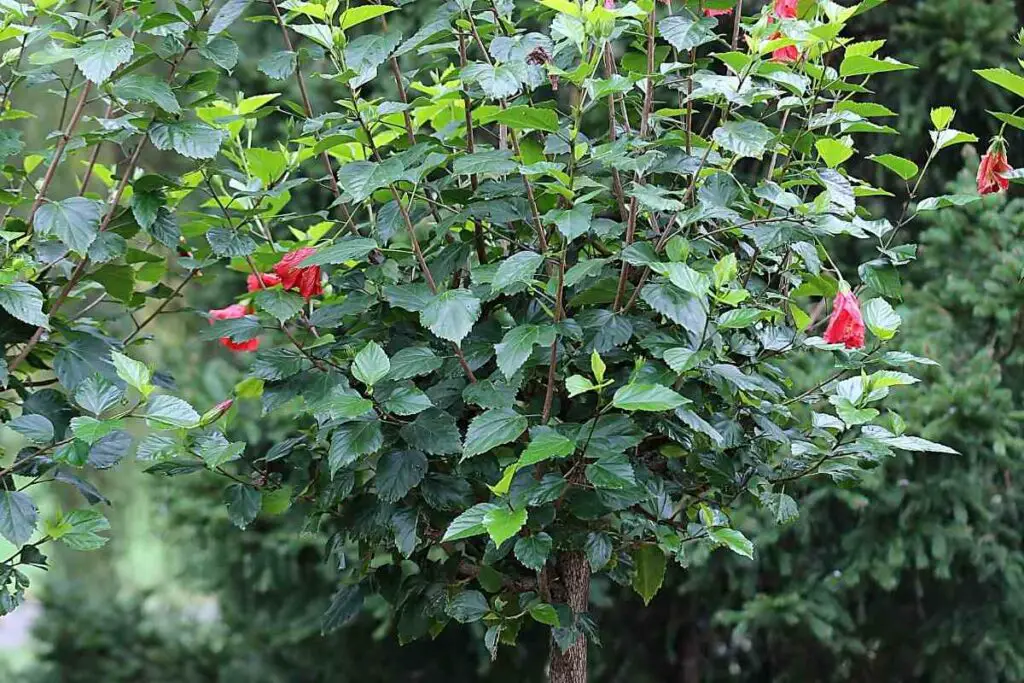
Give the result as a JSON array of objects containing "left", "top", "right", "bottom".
[
  {"left": 145, "top": 395, "right": 200, "bottom": 428},
  {"left": 519, "top": 426, "right": 576, "bottom": 467},
  {"left": 110, "top": 351, "right": 153, "bottom": 397},
  {"left": 975, "top": 67, "right": 1024, "bottom": 99},
  {"left": 483, "top": 505, "right": 527, "bottom": 546},
  {"left": 708, "top": 527, "right": 754, "bottom": 559},
  {"left": 352, "top": 341, "right": 390, "bottom": 387},
  {"left": 868, "top": 153, "right": 919, "bottom": 180},
  {"left": 489, "top": 105, "right": 559, "bottom": 132},
  {"left": 612, "top": 384, "right": 687, "bottom": 412},
  {"left": 338, "top": 158, "right": 404, "bottom": 202},
  {"left": 551, "top": 203, "right": 593, "bottom": 241},
  {"left": 339, "top": 4, "right": 395, "bottom": 29},
  {"left": 840, "top": 55, "right": 916, "bottom": 78},
  {"left": 442, "top": 502, "right": 499, "bottom": 542},
  {"left": 862, "top": 298, "right": 901, "bottom": 340},
  {"left": 453, "top": 149, "right": 517, "bottom": 176},
  {"left": 462, "top": 62, "right": 522, "bottom": 99},
  {"left": 566, "top": 374, "right": 595, "bottom": 397},
  {"left": 257, "top": 50, "right": 297, "bottom": 79},
  {"left": 54, "top": 509, "right": 109, "bottom": 550},
  {"left": 883, "top": 435, "right": 959, "bottom": 454},
  {"left": 658, "top": 13, "right": 716, "bottom": 51},
  {"left": 387, "top": 347, "right": 442, "bottom": 380},
  {"left": 495, "top": 324, "right": 553, "bottom": 379},
  {"left": 254, "top": 288, "right": 304, "bottom": 322},
  {"left": 816, "top": 138, "right": 854, "bottom": 168},
  {"left": 492, "top": 251, "right": 544, "bottom": 294}
]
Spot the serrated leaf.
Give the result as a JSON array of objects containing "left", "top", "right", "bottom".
[
  {"left": 495, "top": 324, "right": 551, "bottom": 379},
  {"left": 224, "top": 483, "right": 261, "bottom": 529},
  {"left": 55, "top": 509, "right": 109, "bottom": 550},
  {"left": 0, "top": 491, "right": 37, "bottom": 546},
  {"left": 708, "top": 527, "right": 754, "bottom": 559},
  {"left": 257, "top": 50, "right": 297, "bottom": 79},
  {"left": 387, "top": 347, "right": 442, "bottom": 380},
  {"left": 514, "top": 532, "right": 552, "bottom": 571},
  {"left": 71, "top": 37, "right": 133, "bottom": 84},
  {"left": 862, "top": 298, "right": 901, "bottom": 340},
  {"left": 112, "top": 73, "right": 180, "bottom": 113},
  {"left": 483, "top": 505, "right": 527, "bottom": 546},
  {"left": 442, "top": 502, "right": 498, "bottom": 542},
  {"left": 149, "top": 121, "right": 226, "bottom": 159},
  {"left": 446, "top": 590, "right": 490, "bottom": 623},
  {"left": 35, "top": 197, "right": 101, "bottom": 254},
  {"left": 463, "top": 409, "right": 528, "bottom": 459},
  {"left": 145, "top": 395, "right": 200, "bottom": 428},
  {"left": 612, "top": 384, "right": 687, "bottom": 412},
  {"left": 868, "top": 153, "right": 918, "bottom": 181},
  {"left": 329, "top": 419, "right": 383, "bottom": 473},
  {"left": 0, "top": 283, "right": 48, "bottom": 328},
  {"left": 519, "top": 426, "right": 576, "bottom": 467},
  {"left": 883, "top": 435, "right": 958, "bottom": 454},
  {"left": 8, "top": 414, "right": 54, "bottom": 444},
  {"left": 492, "top": 250, "right": 544, "bottom": 294},
  {"left": 420, "top": 289, "right": 481, "bottom": 345},
  {"left": 658, "top": 13, "right": 716, "bottom": 51},
  {"left": 631, "top": 544, "right": 666, "bottom": 605},
  {"left": 110, "top": 351, "right": 153, "bottom": 396},
  {"left": 375, "top": 450, "right": 428, "bottom": 502},
  {"left": 713, "top": 120, "right": 774, "bottom": 159},
  {"left": 209, "top": 0, "right": 251, "bottom": 36}
]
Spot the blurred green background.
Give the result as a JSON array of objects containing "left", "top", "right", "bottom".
[{"left": 4, "top": 0, "right": 1024, "bottom": 681}]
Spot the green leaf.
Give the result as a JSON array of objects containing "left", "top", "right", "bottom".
[
  {"left": 492, "top": 250, "right": 544, "bottom": 294},
  {"left": 916, "top": 194, "right": 980, "bottom": 212},
  {"left": 387, "top": 347, "right": 442, "bottom": 380},
  {"left": 0, "top": 282, "right": 48, "bottom": 328},
  {"left": 528, "top": 602, "right": 561, "bottom": 626},
  {"left": 149, "top": 121, "right": 226, "bottom": 159},
  {"left": 400, "top": 409, "right": 462, "bottom": 455},
  {"left": 345, "top": 32, "right": 402, "bottom": 87},
  {"left": 257, "top": 50, "right": 297, "bottom": 79},
  {"left": 975, "top": 67, "right": 1024, "bottom": 99},
  {"left": 495, "top": 324, "right": 552, "bottom": 379},
  {"left": 8, "top": 414, "right": 54, "bottom": 444},
  {"left": 130, "top": 189, "right": 164, "bottom": 230},
  {"left": 206, "top": 227, "right": 256, "bottom": 256},
  {"left": 55, "top": 509, "right": 109, "bottom": 550},
  {"left": 382, "top": 384, "right": 432, "bottom": 416},
  {"left": 329, "top": 419, "right": 383, "bottom": 473},
  {"left": 453, "top": 149, "right": 517, "bottom": 176},
  {"left": 815, "top": 138, "right": 854, "bottom": 168},
  {"left": 718, "top": 308, "right": 763, "bottom": 329},
  {"left": 70, "top": 416, "right": 124, "bottom": 445},
  {"left": 585, "top": 531, "right": 613, "bottom": 571},
  {"left": 514, "top": 532, "right": 552, "bottom": 571},
  {"left": 862, "top": 298, "right": 901, "bottom": 340},
  {"left": 442, "top": 502, "right": 499, "bottom": 542},
  {"left": 840, "top": 55, "right": 916, "bottom": 78},
  {"left": 253, "top": 288, "right": 303, "bottom": 322},
  {"left": 144, "top": 395, "right": 200, "bottom": 428},
  {"left": 868, "top": 153, "right": 919, "bottom": 180},
  {"left": 420, "top": 289, "right": 481, "bottom": 345},
  {"left": 0, "top": 491, "right": 37, "bottom": 546},
  {"left": 519, "top": 426, "right": 576, "bottom": 467},
  {"left": 489, "top": 105, "right": 559, "bottom": 132},
  {"left": 352, "top": 341, "right": 390, "bottom": 387},
  {"left": 35, "top": 197, "right": 101, "bottom": 254},
  {"left": 713, "top": 120, "right": 775, "bottom": 159},
  {"left": 883, "top": 435, "right": 958, "bottom": 455},
  {"left": 375, "top": 450, "right": 428, "bottom": 502},
  {"left": 224, "top": 484, "right": 261, "bottom": 529},
  {"left": 299, "top": 238, "right": 378, "bottom": 266},
  {"left": 551, "top": 203, "right": 594, "bottom": 241},
  {"left": 658, "top": 262, "right": 711, "bottom": 298},
  {"left": 585, "top": 454, "right": 636, "bottom": 489},
  {"left": 111, "top": 73, "right": 180, "bottom": 113},
  {"left": 338, "top": 159, "right": 404, "bottom": 202},
  {"left": 446, "top": 590, "right": 490, "bottom": 623},
  {"left": 462, "top": 62, "right": 522, "bottom": 99},
  {"left": 339, "top": 4, "right": 395, "bottom": 29},
  {"left": 708, "top": 527, "right": 754, "bottom": 559},
  {"left": 321, "top": 585, "right": 364, "bottom": 634},
  {"left": 658, "top": 13, "right": 716, "bottom": 51},
  {"left": 71, "top": 37, "right": 133, "bottom": 84},
  {"left": 631, "top": 544, "right": 666, "bottom": 606},
  {"left": 209, "top": 0, "right": 251, "bottom": 36},
  {"left": 0, "top": 129, "right": 23, "bottom": 163},
  {"left": 463, "top": 409, "right": 528, "bottom": 459},
  {"left": 483, "top": 506, "right": 527, "bottom": 546},
  {"left": 110, "top": 351, "right": 153, "bottom": 397},
  {"left": 612, "top": 384, "right": 687, "bottom": 412}
]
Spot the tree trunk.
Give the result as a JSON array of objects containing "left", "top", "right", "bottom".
[{"left": 549, "top": 551, "right": 590, "bottom": 683}]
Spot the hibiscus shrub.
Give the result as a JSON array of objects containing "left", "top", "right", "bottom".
[{"left": 0, "top": 0, "right": 979, "bottom": 680}]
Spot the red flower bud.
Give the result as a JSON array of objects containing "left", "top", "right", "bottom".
[
  {"left": 246, "top": 272, "right": 282, "bottom": 293},
  {"left": 704, "top": 7, "right": 733, "bottom": 16},
  {"left": 273, "top": 248, "right": 323, "bottom": 299},
  {"left": 977, "top": 140, "right": 1012, "bottom": 195},
  {"left": 823, "top": 289, "right": 866, "bottom": 350},
  {"left": 209, "top": 303, "right": 259, "bottom": 352}
]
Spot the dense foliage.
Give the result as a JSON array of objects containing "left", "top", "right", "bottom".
[{"left": 4, "top": 0, "right": 1015, "bottom": 680}]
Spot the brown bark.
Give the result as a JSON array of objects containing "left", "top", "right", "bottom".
[{"left": 549, "top": 551, "right": 590, "bottom": 683}]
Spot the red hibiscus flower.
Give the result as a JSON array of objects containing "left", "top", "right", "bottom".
[
  {"left": 823, "top": 289, "right": 866, "bottom": 350},
  {"left": 771, "top": 39, "right": 800, "bottom": 63},
  {"left": 209, "top": 304, "right": 259, "bottom": 352},
  {"left": 977, "top": 138, "right": 1011, "bottom": 195},
  {"left": 704, "top": 7, "right": 733, "bottom": 16},
  {"left": 774, "top": 0, "right": 798, "bottom": 18},
  {"left": 273, "top": 248, "right": 323, "bottom": 299},
  {"left": 246, "top": 272, "right": 282, "bottom": 293}
]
